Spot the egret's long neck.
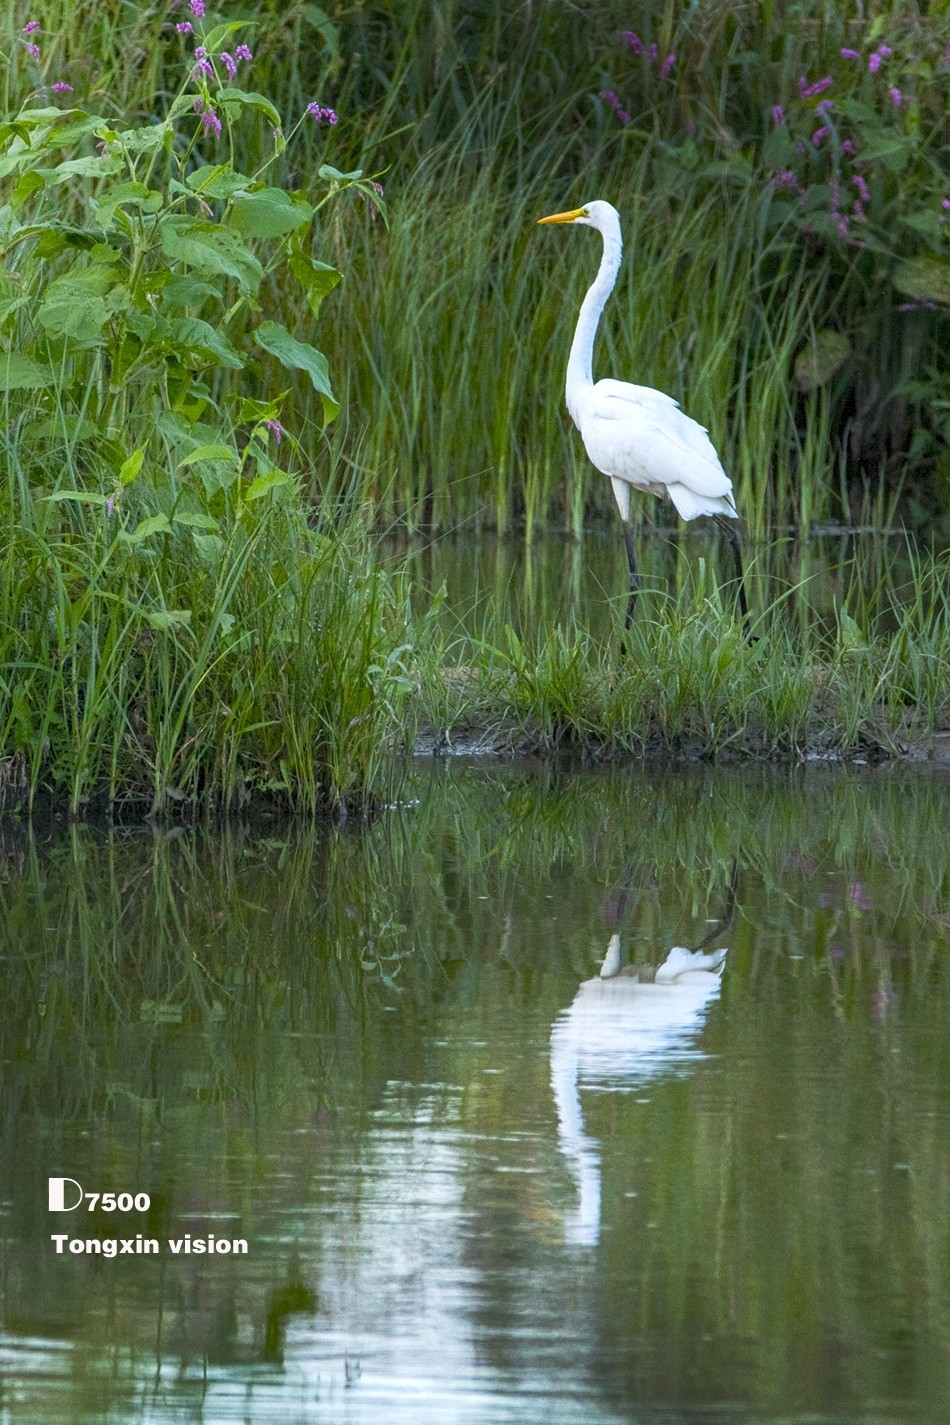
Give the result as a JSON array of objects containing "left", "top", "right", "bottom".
[{"left": 566, "top": 218, "right": 622, "bottom": 424}]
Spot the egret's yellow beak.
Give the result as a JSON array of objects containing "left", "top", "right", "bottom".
[{"left": 538, "top": 207, "right": 586, "bottom": 225}]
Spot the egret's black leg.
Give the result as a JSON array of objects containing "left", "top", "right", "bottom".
[
  {"left": 690, "top": 861, "right": 738, "bottom": 951},
  {"left": 713, "top": 516, "right": 751, "bottom": 634},
  {"left": 621, "top": 518, "right": 640, "bottom": 631}
]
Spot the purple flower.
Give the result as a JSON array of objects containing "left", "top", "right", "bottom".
[
  {"left": 852, "top": 173, "right": 870, "bottom": 202},
  {"left": 235, "top": 44, "right": 253, "bottom": 62},
  {"left": 52, "top": 81, "right": 72, "bottom": 92},
  {"left": 363, "top": 179, "right": 384, "bottom": 220},
  {"left": 648, "top": 42, "right": 658, "bottom": 62},
  {"left": 774, "top": 170, "right": 799, "bottom": 188},
  {"left": 799, "top": 75, "right": 833, "bottom": 99},
  {"left": 25, "top": 41, "right": 40, "bottom": 58},
  {"left": 897, "top": 301, "right": 938, "bottom": 311},
  {"left": 772, "top": 104, "right": 785, "bottom": 125},
  {"left": 840, "top": 47, "right": 859, "bottom": 59},
  {"left": 201, "top": 106, "right": 222, "bottom": 139},
  {"left": 889, "top": 87, "right": 903, "bottom": 106},
  {"left": 877, "top": 45, "right": 892, "bottom": 58},
  {"left": 307, "top": 102, "right": 339, "bottom": 125},
  {"left": 23, "top": 20, "right": 40, "bottom": 33},
  {"left": 622, "top": 31, "right": 642, "bottom": 55},
  {"left": 190, "top": 0, "right": 205, "bottom": 14},
  {"left": 659, "top": 53, "right": 676, "bottom": 79},
  {"left": 849, "top": 882, "right": 871, "bottom": 911},
  {"left": 816, "top": 98, "right": 834, "bottom": 114},
  {"left": 106, "top": 496, "right": 115, "bottom": 517},
  {"left": 841, "top": 138, "right": 857, "bottom": 155},
  {"left": 942, "top": 198, "right": 950, "bottom": 209},
  {"left": 220, "top": 51, "right": 237, "bottom": 80},
  {"left": 868, "top": 53, "right": 881, "bottom": 72},
  {"left": 176, "top": 21, "right": 193, "bottom": 34},
  {"left": 812, "top": 126, "right": 831, "bottom": 146},
  {"left": 599, "top": 89, "right": 630, "bottom": 125},
  {"left": 265, "top": 419, "right": 283, "bottom": 444}
]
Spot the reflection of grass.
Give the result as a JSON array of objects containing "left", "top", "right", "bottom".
[{"left": 414, "top": 548, "right": 950, "bottom": 758}]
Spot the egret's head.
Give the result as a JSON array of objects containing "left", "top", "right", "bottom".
[{"left": 538, "top": 200, "right": 618, "bottom": 232}]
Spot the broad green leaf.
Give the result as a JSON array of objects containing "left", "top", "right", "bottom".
[
  {"left": 254, "top": 319, "right": 338, "bottom": 423},
  {"left": 0, "top": 351, "right": 55, "bottom": 390},
  {"left": 170, "top": 317, "right": 243, "bottom": 369},
  {"left": 172, "top": 509, "right": 220, "bottom": 531},
  {"left": 119, "top": 449, "right": 144, "bottom": 485},
  {"left": 48, "top": 155, "right": 122, "bottom": 182},
  {"left": 245, "top": 468, "right": 293, "bottom": 500},
  {"left": 893, "top": 257, "right": 950, "bottom": 307},
  {"left": 42, "top": 489, "right": 108, "bottom": 504},
  {"left": 302, "top": 4, "right": 340, "bottom": 56},
  {"left": 145, "top": 609, "right": 192, "bottom": 630},
  {"left": 11, "top": 171, "right": 45, "bottom": 209},
  {"left": 159, "top": 274, "right": 223, "bottom": 308},
  {"left": 178, "top": 444, "right": 235, "bottom": 468},
  {"left": 231, "top": 186, "right": 314, "bottom": 239},
  {"left": 123, "top": 513, "right": 172, "bottom": 542},
  {"left": 112, "top": 121, "right": 173, "bottom": 155},
  {"left": 201, "top": 21, "right": 250, "bottom": 50},
  {"left": 186, "top": 164, "right": 252, "bottom": 199},
  {"left": 795, "top": 330, "right": 851, "bottom": 390},
  {"left": 215, "top": 87, "right": 281, "bottom": 128},
  {"left": 157, "top": 216, "right": 262, "bottom": 293},
  {"left": 93, "top": 180, "right": 163, "bottom": 231},
  {"left": 288, "top": 252, "right": 341, "bottom": 319}
]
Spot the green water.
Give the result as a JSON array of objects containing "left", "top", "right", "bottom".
[{"left": 2, "top": 762, "right": 949, "bottom": 1423}]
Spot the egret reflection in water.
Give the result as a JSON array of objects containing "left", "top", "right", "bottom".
[{"left": 550, "top": 871, "right": 735, "bottom": 1245}]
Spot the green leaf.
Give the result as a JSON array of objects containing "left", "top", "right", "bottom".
[
  {"left": 48, "top": 155, "right": 123, "bottom": 182},
  {"left": 245, "top": 468, "right": 293, "bottom": 500},
  {"left": 253, "top": 320, "right": 338, "bottom": 423},
  {"left": 893, "top": 257, "right": 950, "bottom": 308},
  {"left": 159, "top": 274, "right": 223, "bottom": 309},
  {"left": 169, "top": 317, "right": 244, "bottom": 370},
  {"left": 145, "top": 609, "right": 192, "bottom": 631},
  {"left": 288, "top": 252, "right": 341, "bottom": 320},
  {"left": 178, "top": 444, "right": 236, "bottom": 468},
  {"left": 93, "top": 180, "right": 163, "bottom": 231},
  {"left": 11, "top": 171, "right": 45, "bottom": 210},
  {"left": 201, "top": 21, "right": 250, "bottom": 51},
  {"left": 215, "top": 88, "right": 281, "bottom": 129},
  {"left": 172, "top": 509, "right": 220, "bottom": 531},
  {"left": 119, "top": 449, "right": 144, "bottom": 485},
  {"left": 231, "top": 186, "right": 314, "bottom": 239},
  {"left": 42, "top": 489, "right": 108, "bottom": 505},
  {"left": 112, "top": 121, "right": 174, "bottom": 155},
  {"left": 157, "top": 217, "right": 262, "bottom": 293},
  {"left": 795, "top": 330, "right": 851, "bottom": 390},
  {"left": 123, "top": 513, "right": 172, "bottom": 543},
  {"left": 0, "top": 351, "right": 55, "bottom": 390},
  {"left": 186, "top": 164, "right": 253, "bottom": 200},
  {"left": 302, "top": 5, "right": 340, "bottom": 56}
]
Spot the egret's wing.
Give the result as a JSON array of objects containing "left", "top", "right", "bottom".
[{"left": 583, "top": 380, "right": 734, "bottom": 501}]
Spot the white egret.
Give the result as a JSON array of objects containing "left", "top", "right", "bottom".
[{"left": 538, "top": 199, "right": 750, "bottom": 631}]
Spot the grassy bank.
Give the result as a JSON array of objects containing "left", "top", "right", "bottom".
[{"left": 414, "top": 544, "right": 950, "bottom": 762}]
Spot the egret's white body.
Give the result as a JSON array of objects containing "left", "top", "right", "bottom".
[{"left": 538, "top": 199, "right": 748, "bottom": 627}]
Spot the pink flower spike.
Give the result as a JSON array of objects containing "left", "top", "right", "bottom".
[
  {"left": 25, "top": 41, "right": 40, "bottom": 58},
  {"left": 648, "top": 42, "right": 658, "bottom": 62},
  {"left": 52, "top": 82, "right": 72, "bottom": 92},
  {"left": 190, "top": 0, "right": 204, "bottom": 14},
  {"left": 622, "top": 31, "right": 642, "bottom": 55},
  {"left": 869, "top": 53, "right": 881, "bottom": 72},
  {"left": 235, "top": 45, "right": 253, "bottom": 62},
  {"left": 840, "top": 48, "right": 859, "bottom": 59},
  {"left": 942, "top": 198, "right": 950, "bottom": 209},
  {"left": 772, "top": 104, "right": 785, "bottom": 125},
  {"left": 599, "top": 90, "right": 630, "bottom": 125},
  {"left": 307, "top": 103, "right": 339, "bottom": 125},
  {"left": 841, "top": 139, "right": 857, "bottom": 155},
  {"left": 801, "top": 75, "right": 833, "bottom": 98},
  {"left": 852, "top": 173, "right": 870, "bottom": 202},
  {"left": 221, "top": 51, "right": 237, "bottom": 79},
  {"left": 659, "top": 53, "right": 676, "bottom": 79},
  {"left": 23, "top": 20, "right": 40, "bottom": 33},
  {"left": 889, "top": 87, "right": 902, "bottom": 106},
  {"left": 265, "top": 419, "right": 283, "bottom": 444},
  {"left": 812, "top": 126, "right": 831, "bottom": 146},
  {"left": 877, "top": 45, "right": 892, "bottom": 58},
  {"left": 176, "top": 21, "right": 193, "bottom": 34}
]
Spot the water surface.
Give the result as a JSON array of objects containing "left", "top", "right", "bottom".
[{"left": 2, "top": 763, "right": 949, "bottom": 1423}]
